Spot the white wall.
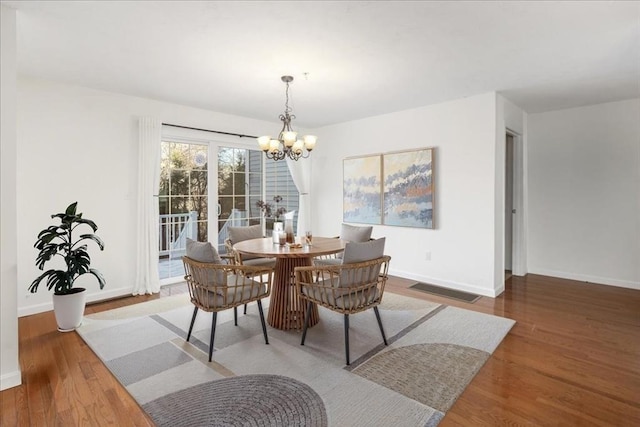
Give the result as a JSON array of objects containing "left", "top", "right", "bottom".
[
  {"left": 527, "top": 99, "right": 640, "bottom": 289},
  {"left": 17, "top": 77, "right": 276, "bottom": 316},
  {"left": 1, "top": 4, "right": 22, "bottom": 391},
  {"left": 312, "top": 92, "right": 503, "bottom": 297}
]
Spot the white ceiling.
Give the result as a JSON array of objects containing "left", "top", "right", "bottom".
[{"left": 4, "top": 1, "right": 640, "bottom": 128}]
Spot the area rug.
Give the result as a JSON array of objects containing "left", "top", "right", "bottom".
[{"left": 77, "top": 292, "right": 514, "bottom": 426}]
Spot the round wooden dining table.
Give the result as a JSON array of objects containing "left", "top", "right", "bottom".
[{"left": 233, "top": 236, "right": 346, "bottom": 331}]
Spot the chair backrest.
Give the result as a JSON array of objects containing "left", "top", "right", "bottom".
[
  {"left": 339, "top": 237, "right": 386, "bottom": 287},
  {"left": 227, "top": 224, "right": 263, "bottom": 261},
  {"left": 227, "top": 224, "right": 262, "bottom": 244},
  {"left": 341, "top": 223, "right": 373, "bottom": 242},
  {"left": 186, "top": 238, "right": 225, "bottom": 282}
]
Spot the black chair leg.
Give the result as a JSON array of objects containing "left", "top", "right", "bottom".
[
  {"left": 234, "top": 306, "right": 238, "bottom": 326},
  {"left": 187, "top": 306, "right": 198, "bottom": 342},
  {"left": 208, "top": 312, "right": 217, "bottom": 362},
  {"left": 244, "top": 303, "right": 248, "bottom": 315},
  {"left": 257, "top": 299, "right": 269, "bottom": 345},
  {"left": 300, "top": 301, "right": 313, "bottom": 345},
  {"left": 344, "top": 314, "right": 350, "bottom": 365},
  {"left": 373, "top": 306, "right": 388, "bottom": 345}
]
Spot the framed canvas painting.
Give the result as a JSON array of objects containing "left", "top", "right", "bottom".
[
  {"left": 343, "top": 155, "right": 382, "bottom": 224},
  {"left": 383, "top": 148, "right": 434, "bottom": 228}
]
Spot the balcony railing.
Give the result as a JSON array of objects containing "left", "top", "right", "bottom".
[
  {"left": 159, "top": 211, "right": 197, "bottom": 259},
  {"left": 159, "top": 209, "right": 252, "bottom": 258}
]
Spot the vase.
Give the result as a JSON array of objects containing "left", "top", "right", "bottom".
[{"left": 284, "top": 218, "right": 295, "bottom": 244}]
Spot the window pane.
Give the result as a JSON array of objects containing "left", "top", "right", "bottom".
[
  {"left": 234, "top": 196, "right": 246, "bottom": 211},
  {"left": 234, "top": 149, "right": 246, "bottom": 172},
  {"left": 218, "top": 147, "right": 234, "bottom": 166},
  {"left": 159, "top": 196, "right": 169, "bottom": 215},
  {"left": 197, "top": 221, "right": 208, "bottom": 242},
  {"left": 191, "top": 196, "right": 208, "bottom": 220},
  {"left": 190, "top": 170, "right": 207, "bottom": 196},
  {"left": 190, "top": 145, "right": 208, "bottom": 170},
  {"left": 170, "top": 196, "right": 190, "bottom": 214},
  {"left": 170, "top": 170, "right": 189, "bottom": 196},
  {"left": 233, "top": 172, "right": 246, "bottom": 195},
  {"left": 170, "top": 143, "right": 190, "bottom": 170},
  {"left": 219, "top": 197, "right": 233, "bottom": 220},
  {"left": 248, "top": 150, "right": 262, "bottom": 174}
]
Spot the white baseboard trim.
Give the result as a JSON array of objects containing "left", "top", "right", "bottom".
[
  {"left": 1, "top": 370, "right": 22, "bottom": 391},
  {"left": 18, "top": 286, "right": 134, "bottom": 317},
  {"left": 529, "top": 268, "right": 640, "bottom": 291},
  {"left": 389, "top": 267, "right": 501, "bottom": 297}
]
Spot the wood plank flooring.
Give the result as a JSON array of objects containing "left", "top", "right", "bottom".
[{"left": 2, "top": 273, "right": 639, "bottom": 426}]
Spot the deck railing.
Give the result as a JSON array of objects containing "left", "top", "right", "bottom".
[
  {"left": 159, "top": 209, "right": 252, "bottom": 258},
  {"left": 159, "top": 211, "right": 197, "bottom": 258}
]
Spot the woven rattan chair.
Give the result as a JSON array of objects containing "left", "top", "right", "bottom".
[
  {"left": 314, "top": 224, "right": 374, "bottom": 266},
  {"left": 294, "top": 255, "right": 391, "bottom": 365},
  {"left": 182, "top": 256, "right": 272, "bottom": 362},
  {"left": 224, "top": 224, "right": 276, "bottom": 314}
]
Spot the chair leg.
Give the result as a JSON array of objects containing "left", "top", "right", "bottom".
[
  {"left": 234, "top": 306, "right": 238, "bottom": 326},
  {"left": 244, "top": 303, "right": 248, "bottom": 315},
  {"left": 187, "top": 306, "right": 198, "bottom": 342},
  {"left": 257, "top": 299, "right": 269, "bottom": 345},
  {"left": 300, "top": 301, "right": 313, "bottom": 345},
  {"left": 344, "top": 314, "right": 350, "bottom": 365},
  {"left": 373, "top": 306, "right": 388, "bottom": 345},
  {"left": 208, "top": 312, "right": 217, "bottom": 362}
]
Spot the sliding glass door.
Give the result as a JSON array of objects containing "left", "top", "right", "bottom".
[
  {"left": 216, "top": 147, "right": 263, "bottom": 254},
  {"left": 158, "top": 141, "right": 209, "bottom": 280},
  {"left": 158, "top": 134, "right": 299, "bottom": 282}
]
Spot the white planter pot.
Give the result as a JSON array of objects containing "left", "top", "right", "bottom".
[{"left": 52, "top": 288, "right": 87, "bottom": 332}]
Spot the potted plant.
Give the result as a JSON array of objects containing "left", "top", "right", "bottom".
[
  {"left": 256, "top": 195, "right": 287, "bottom": 235},
  {"left": 29, "top": 202, "right": 105, "bottom": 332}
]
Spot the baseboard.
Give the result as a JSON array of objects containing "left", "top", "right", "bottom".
[
  {"left": 388, "top": 267, "right": 501, "bottom": 298},
  {"left": 0, "top": 370, "right": 22, "bottom": 391},
  {"left": 529, "top": 268, "right": 640, "bottom": 291},
  {"left": 17, "top": 286, "right": 134, "bottom": 317}
]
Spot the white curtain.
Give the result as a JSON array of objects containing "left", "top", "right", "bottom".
[
  {"left": 133, "top": 117, "right": 161, "bottom": 295},
  {"left": 286, "top": 157, "right": 312, "bottom": 235}
]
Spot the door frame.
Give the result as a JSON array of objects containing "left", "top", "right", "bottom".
[{"left": 506, "top": 128, "right": 526, "bottom": 277}]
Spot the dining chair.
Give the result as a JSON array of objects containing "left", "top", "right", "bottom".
[
  {"left": 294, "top": 238, "right": 389, "bottom": 365},
  {"left": 182, "top": 255, "right": 272, "bottom": 362},
  {"left": 225, "top": 224, "right": 276, "bottom": 269},
  {"left": 314, "top": 223, "right": 374, "bottom": 266}
]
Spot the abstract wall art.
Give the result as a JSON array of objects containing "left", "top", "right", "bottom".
[
  {"left": 343, "top": 155, "right": 382, "bottom": 224},
  {"left": 382, "top": 148, "right": 434, "bottom": 228}
]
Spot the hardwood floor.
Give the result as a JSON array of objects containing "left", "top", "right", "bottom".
[{"left": 2, "top": 274, "right": 639, "bottom": 426}]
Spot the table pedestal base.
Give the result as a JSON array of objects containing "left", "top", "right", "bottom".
[{"left": 267, "top": 257, "right": 319, "bottom": 330}]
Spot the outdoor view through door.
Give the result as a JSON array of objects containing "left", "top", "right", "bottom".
[
  {"left": 158, "top": 140, "right": 299, "bottom": 281},
  {"left": 158, "top": 141, "right": 209, "bottom": 280}
]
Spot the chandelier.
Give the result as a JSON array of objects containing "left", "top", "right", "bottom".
[{"left": 257, "top": 75, "right": 317, "bottom": 161}]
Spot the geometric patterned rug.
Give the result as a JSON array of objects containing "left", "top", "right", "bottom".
[{"left": 77, "top": 292, "right": 515, "bottom": 426}]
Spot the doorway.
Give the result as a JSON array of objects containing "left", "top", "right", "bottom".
[
  {"left": 505, "top": 133, "right": 514, "bottom": 280},
  {"left": 505, "top": 129, "right": 525, "bottom": 280}
]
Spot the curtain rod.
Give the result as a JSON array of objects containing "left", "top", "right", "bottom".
[{"left": 162, "top": 123, "right": 257, "bottom": 139}]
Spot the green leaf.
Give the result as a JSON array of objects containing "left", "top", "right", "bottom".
[
  {"left": 65, "top": 202, "right": 78, "bottom": 216},
  {"left": 76, "top": 234, "right": 104, "bottom": 250},
  {"left": 88, "top": 268, "right": 106, "bottom": 289},
  {"left": 29, "top": 269, "right": 57, "bottom": 293}
]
